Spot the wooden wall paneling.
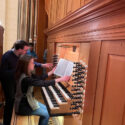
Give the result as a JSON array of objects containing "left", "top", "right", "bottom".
[
  {"left": 93, "top": 40, "right": 125, "bottom": 125},
  {"left": 72, "top": 0, "right": 81, "bottom": 12},
  {"left": 47, "top": 42, "right": 55, "bottom": 62},
  {"left": 80, "top": 0, "right": 85, "bottom": 7},
  {"left": 82, "top": 41, "right": 102, "bottom": 125},
  {"left": 48, "top": 0, "right": 52, "bottom": 27},
  {"left": 45, "top": 0, "right": 50, "bottom": 15},
  {"left": 84, "top": 0, "right": 92, "bottom": 5},
  {"left": 56, "top": 43, "right": 80, "bottom": 62},
  {"left": 36, "top": 0, "right": 47, "bottom": 62},
  {"left": 44, "top": 0, "right": 52, "bottom": 28},
  {"left": 66, "top": 0, "right": 73, "bottom": 15},
  {"left": 49, "top": 0, "right": 57, "bottom": 26},
  {"left": 57, "top": 0, "right": 67, "bottom": 22},
  {"left": 56, "top": 0, "right": 60, "bottom": 22},
  {"left": 53, "top": 0, "right": 58, "bottom": 24},
  {"left": 34, "top": 0, "right": 38, "bottom": 47},
  {"left": 79, "top": 42, "right": 90, "bottom": 64},
  {"left": 45, "top": 0, "right": 122, "bottom": 35},
  {"left": 46, "top": 0, "right": 125, "bottom": 43},
  {"left": 101, "top": 55, "right": 125, "bottom": 125},
  {"left": 49, "top": 0, "right": 54, "bottom": 26}
]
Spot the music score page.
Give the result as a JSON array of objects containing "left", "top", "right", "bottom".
[{"left": 54, "top": 58, "right": 74, "bottom": 77}]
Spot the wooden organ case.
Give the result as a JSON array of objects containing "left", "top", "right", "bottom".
[{"left": 42, "top": 0, "right": 125, "bottom": 125}]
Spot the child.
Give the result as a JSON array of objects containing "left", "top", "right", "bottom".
[
  {"left": 14, "top": 55, "right": 70, "bottom": 125},
  {"left": 27, "top": 43, "right": 37, "bottom": 58}
]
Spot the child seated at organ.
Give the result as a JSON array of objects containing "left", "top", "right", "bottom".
[{"left": 14, "top": 54, "right": 70, "bottom": 125}]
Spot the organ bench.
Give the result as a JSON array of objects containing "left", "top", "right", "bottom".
[{"left": 11, "top": 108, "right": 35, "bottom": 125}]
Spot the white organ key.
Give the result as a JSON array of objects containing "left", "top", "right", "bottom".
[
  {"left": 56, "top": 83, "right": 70, "bottom": 100},
  {"left": 42, "top": 87, "right": 59, "bottom": 109},
  {"left": 49, "top": 86, "right": 62, "bottom": 104}
]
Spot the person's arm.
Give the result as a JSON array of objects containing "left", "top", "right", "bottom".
[
  {"left": 22, "top": 75, "right": 70, "bottom": 87},
  {"left": 31, "top": 73, "right": 48, "bottom": 80},
  {"left": 22, "top": 76, "right": 55, "bottom": 87},
  {"left": 34, "top": 61, "right": 42, "bottom": 67},
  {"left": 34, "top": 62, "right": 53, "bottom": 69}
]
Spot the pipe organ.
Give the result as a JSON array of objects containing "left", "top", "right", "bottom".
[
  {"left": 42, "top": 1, "right": 125, "bottom": 125},
  {"left": 16, "top": 0, "right": 125, "bottom": 125}
]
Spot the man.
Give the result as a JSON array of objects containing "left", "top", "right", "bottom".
[{"left": 0, "top": 40, "right": 29, "bottom": 125}]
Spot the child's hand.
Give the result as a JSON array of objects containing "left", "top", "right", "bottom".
[{"left": 55, "top": 76, "right": 71, "bottom": 83}]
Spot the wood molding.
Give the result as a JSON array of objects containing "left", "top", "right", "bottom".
[
  {"left": 45, "top": 0, "right": 125, "bottom": 34},
  {"left": 44, "top": 0, "right": 125, "bottom": 43}
]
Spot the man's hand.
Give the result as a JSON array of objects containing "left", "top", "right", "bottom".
[
  {"left": 48, "top": 67, "right": 56, "bottom": 76},
  {"left": 42, "top": 63, "right": 53, "bottom": 69}
]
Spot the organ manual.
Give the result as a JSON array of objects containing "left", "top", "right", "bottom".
[{"left": 54, "top": 58, "right": 74, "bottom": 77}]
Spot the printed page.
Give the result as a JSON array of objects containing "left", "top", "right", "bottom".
[{"left": 54, "top": 58, "right": 74, "bottom": 77}]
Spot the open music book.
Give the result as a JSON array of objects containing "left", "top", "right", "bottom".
[{"left": 54, "top": 58, "right": 74, "bottom": 77}]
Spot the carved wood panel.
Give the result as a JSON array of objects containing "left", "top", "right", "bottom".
[{"left": 93, "top": 41, "right": 125, "bottom": 125}]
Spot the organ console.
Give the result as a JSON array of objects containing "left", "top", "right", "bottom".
[{"left": 41, "top": 43, "right": 89, "bottom": 125}]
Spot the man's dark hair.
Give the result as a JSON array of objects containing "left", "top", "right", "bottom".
[{"left": 14, "top": 40, "right": 29, "bottom": 50}]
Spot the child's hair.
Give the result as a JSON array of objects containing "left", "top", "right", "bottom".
[{"left": 15, "top": 54, "right": 33, "bottom": 81}]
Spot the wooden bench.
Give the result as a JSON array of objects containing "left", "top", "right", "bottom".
[{"left": 11, "top": 108, "right": 35, "bottom": 125}]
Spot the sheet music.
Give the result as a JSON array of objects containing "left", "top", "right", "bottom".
[{"left": 54, "top": 58, "right": 74, "bottom": 76}]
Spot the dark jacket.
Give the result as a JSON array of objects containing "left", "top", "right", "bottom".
[
  {"left": 0, "top": 50, "right": 19, "bottom": 98},
  {"left": 15, "top": 73, "right": 55, "bottom": 115}
]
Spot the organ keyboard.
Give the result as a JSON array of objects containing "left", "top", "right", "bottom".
[
  {"left": 41, "top": 54, "right": 88, "bottom": 117},
  {"left": 41, "top": 82, "right": 73, "bottom": 116}
]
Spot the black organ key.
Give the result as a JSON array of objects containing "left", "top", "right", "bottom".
[
  {"left": 72, "top": 111, "right": 80, "bottom": 114},
  {"left": 71, "top": 88, "right": 81, "bottom": 91},
  {"left": 71, "top": 101, "right": 82, "bottom": 104},
  {"left": 72, "top": 96, "right": 82, "bottom": 99},
  {"left": 72, "top": 85, "right": 83, "bottom": 88},
  {"left": 72, "top": 92, "right": 83, "bottom": 95},
  {"left": 70, "top": 107, "right": 79, "bottom": 110},
  {"left": 52, "top": 86, "right": 67, "bottom": 102},
  {"left": 45, "top": 87, "right": 59, "bottom": 107}
]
